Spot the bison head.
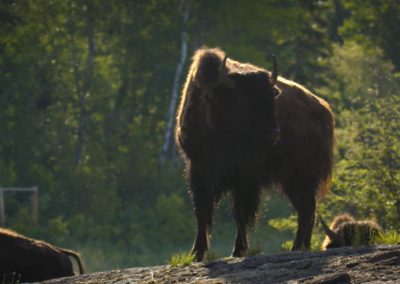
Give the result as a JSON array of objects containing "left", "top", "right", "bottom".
[{"left": 198, "top": 52, "right": 280, "bottom": 147}]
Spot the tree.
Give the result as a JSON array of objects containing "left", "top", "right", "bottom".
[
  {"left": 340, "top": 0, "right": 400, "bottom": 70},
  {"left": 160, "top": 0, "right": 190, "bottom": 163}
]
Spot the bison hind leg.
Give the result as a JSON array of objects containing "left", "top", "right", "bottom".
[{"left": 283, "top": 180, "right": 317, "bottom": 251}]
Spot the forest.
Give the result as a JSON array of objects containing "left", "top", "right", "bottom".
[{"left": 0, "top": 0, "right": 399, "bottom": 272}]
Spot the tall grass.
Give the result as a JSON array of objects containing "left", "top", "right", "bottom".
[
  {"left": 168, "top": 252, "right": 195, "bottom": 266},
  {"left": 377, "top": 230, "right": 400, "bottom": 245}
]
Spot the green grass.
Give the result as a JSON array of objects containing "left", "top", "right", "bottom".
[
  {"left": 168, "top": 251, "right": 195, "bottom": 266},
  {"left": 1, "top": 273, "right": 21, "bottom": 284},
  {"left": 376, "top": 230, "right": 400, "bottom": 245}
]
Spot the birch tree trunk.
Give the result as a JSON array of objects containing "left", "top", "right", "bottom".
[{"left": 160, "top": 1, "right": 190, "bottom": 163}]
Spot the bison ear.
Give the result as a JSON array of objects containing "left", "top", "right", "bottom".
[{"left": 271, "top": 55, "right": 278, "bottom": 86}]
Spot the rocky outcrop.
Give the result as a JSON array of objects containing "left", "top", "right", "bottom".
[{"left": 43, "top": 245, "right": 400, "bottom": 283}]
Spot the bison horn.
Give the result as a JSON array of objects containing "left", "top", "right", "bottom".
[
  {"left": 219, "top": 55, "right": 235, "bottom": 88},
  {"left": 271, "top": 55, "right": 278, "bottom": 85},
  {"left": 318, "top": 213, "right": 344, "bottom": 245}
]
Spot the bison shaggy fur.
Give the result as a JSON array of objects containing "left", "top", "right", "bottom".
[
  {"left": 0, "top": 228, "right": 84, "bottom": 282},
  {"left": 175, "top": 47, "right": 335, "bottom": 261},
  {"left": 320, "top": 213, "right": 383, "bottom": 250}
]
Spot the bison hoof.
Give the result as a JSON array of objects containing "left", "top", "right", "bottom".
[
  {"left": 291, "top": 243, "right": 309, "bottom": 251},
  {"left": 191, "top": 249, "right": 205, "bottom": 262},
  {"left": 231, "top": 248, "right": 246, "bottom": 257}
]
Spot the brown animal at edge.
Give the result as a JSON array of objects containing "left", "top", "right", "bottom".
[
  {"left": 319, "top": 213, "right": 383, "bottom": 250},
  {"left": 175, "top": 47, "right": 335, "bottom": 261},
  {"left": 0, "top": 228, "right": 84, "bottom": 282}
]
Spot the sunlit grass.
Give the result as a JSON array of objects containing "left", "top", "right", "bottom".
[
  {"left": 280, "top": 240, "right": 293, "bottom": 251},
  {"left": 376, "top": 230, "right": 400, "bottom": 245},
  {"left": 168, "top": 251, "right": 195, "bottom": 267}
]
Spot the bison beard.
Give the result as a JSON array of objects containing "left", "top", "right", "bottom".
[
  {"left": 175, "top": 47, "right": 335, "bottom": 261},
  {"left": 0, "top": 228, "right": 84, "bottom": 282}
]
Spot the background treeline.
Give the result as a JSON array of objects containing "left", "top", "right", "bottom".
[{"left": 0, "top": 0, "right": 399, "bottom": 272}]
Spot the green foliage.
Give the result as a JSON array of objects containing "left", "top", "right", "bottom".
[
  {"left": 329, "top": 95, "right": 400, "bottom": 228},
  {"left": 168, "top": 251, "right": 195, "bottom": 267},
  {"left": 269, "top": 215, "right": 323, "bottom": 252},
  {"left": 268, "top": 215, "right": 298, "bottom": 233},
  {"left": 340, "top": 0, "right": 400, "bottom": 70}
]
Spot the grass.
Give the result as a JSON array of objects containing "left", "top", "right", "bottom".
[
  {"left": 376, "top": 230, "right": 400, "bottom": 245},
  {"left": 168, "top": 251, "right": 195, "bottom": 267},
  {"left": 1, "top": 273, "right": 21, "bottom": 284}
]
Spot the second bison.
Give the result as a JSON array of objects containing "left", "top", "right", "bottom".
[
  {"left": 175, "top": 47, "right": 335, "bottom": 261},
  {"left": 319, "top": 213, "right": 383, "bottom": 250},
  {"left": 0, "top": 228, "right": 84, "bottom": 282}
]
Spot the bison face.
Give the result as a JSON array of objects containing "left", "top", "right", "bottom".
[{"left": 202, "top": 72, "right": 280, "bottom": 147}]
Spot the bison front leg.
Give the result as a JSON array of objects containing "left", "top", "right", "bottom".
[
  {"left": 189, "top": 168, "right": 214, "bottom": 262},
  {"left": 231, "top": 180, "right": 261, "bottom": 257},
  {"left": 285, "top": 181, "right": 316, "bottom": 250},
  {"left": 232, "top": 207, "right": 248, "bottom": 257},
  {"left": 191, "top": 199, "right": 213, "bottom": 262}
]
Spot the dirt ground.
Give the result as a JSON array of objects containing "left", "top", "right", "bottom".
[{"left": 42, "top": 244, "right": 400, "bottom": 283}]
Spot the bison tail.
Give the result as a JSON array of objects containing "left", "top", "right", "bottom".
[
  {"left": 60, "top": 248, "right": 84, "bottom": 275},
  {"left": 317, "top": 100, "right": 336, "bottom": 199}
]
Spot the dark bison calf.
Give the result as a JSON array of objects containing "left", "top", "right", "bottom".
[
  {"left": 0, "top": 228, "right": 84, "bottom": 282},
  {"left": 176, "top": 47, "right": 335, "bottom": 261},
  {"left": 319, "top": 213, "right": 383, "bottom": 250}
]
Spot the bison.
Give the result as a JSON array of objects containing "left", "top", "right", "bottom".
[
  {"left": 175, "top": 47, "right": 335, "bottom": 261},
  {"left": 319, "top": 213, "right": 383, "bottom": 250},
  {"left": 0, "top": 228, "right": 84, "bottom": 282}
]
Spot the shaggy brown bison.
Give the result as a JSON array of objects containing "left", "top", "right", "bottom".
[
  {"left": 175, "top": 47, "right": 335, "bottom": 261},
  {"left": 319, "top": 213, "right": 383, "bottom": 250},
  {"left": 0, "top": 228, "right": 84, "bottom": 282}
]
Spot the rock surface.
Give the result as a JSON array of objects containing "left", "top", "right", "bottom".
[{"left": 43, "top": 245, "right": 400, "bottom": 283}]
